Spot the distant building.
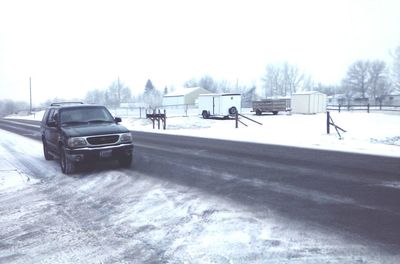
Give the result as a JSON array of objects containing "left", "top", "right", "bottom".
[
  {"left": 382, "top": 93, "right": 400, "bottom": 105},
  {"left": 327, "top": 94, "right": 346, "bottom": 105},
  {"left": 162, "top": 87, "right": 210, "bottom": 106}
]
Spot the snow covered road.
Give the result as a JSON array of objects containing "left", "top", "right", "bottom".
[{"left": 0, "top": 124, "right": 400, "bottom": 263}]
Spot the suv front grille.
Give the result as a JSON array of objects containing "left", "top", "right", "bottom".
[{"left": 87, "top": 135, "right": 119, "bottom": 145}]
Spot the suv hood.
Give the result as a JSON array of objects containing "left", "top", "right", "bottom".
[{"left": 61, "top": 123, "right": 130, "bottom": 137}]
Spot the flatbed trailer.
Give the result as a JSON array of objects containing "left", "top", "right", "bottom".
[{"left": 252, "top": 99, "right": 289, "bottom": 115}]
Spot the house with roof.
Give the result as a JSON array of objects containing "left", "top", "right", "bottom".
[{"left": 162, "top": 87, "right": 210, "bottom": 106}]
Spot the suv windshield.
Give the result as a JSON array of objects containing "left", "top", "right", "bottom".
[{"left": 59, "top": 107, "right": 114, "bottom": 126}]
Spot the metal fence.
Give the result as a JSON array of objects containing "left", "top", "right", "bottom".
[{"left": 327, "top": 104, "right": 400, "bottom": 113}]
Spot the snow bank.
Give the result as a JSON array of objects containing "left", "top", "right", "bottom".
[{"left": 122, "top": 111, "right": 400, "bottom": 157}]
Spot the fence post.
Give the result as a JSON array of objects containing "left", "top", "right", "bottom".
[
  {"left": 163, "top": 109, "right": 166, "bottom": 130},
  {"left": 338, "top": 104, "right": 341, "bottom": 113},
  {"left": 327, "top": 111, "right": 330, "bottom": 134},
  {"left": 152, "top": 109, "right": 155, "bottom": 129},
  {"left": 347, "top": 103, "right": 350, "bottom": 111},
  {"left": 235, "top": 112, "right": 239, "bottom": 128},
  {"left": 157, "top": 109, "right": 161, "bottom": 129},
  {"left": 367, "top": 103, "right": 370, "bottom": 113},
  {"left": 379, "top": 101, "right": 382, "bottom": 110}
]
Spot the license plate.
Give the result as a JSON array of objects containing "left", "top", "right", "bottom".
[{"left": 99, "top": 150, "right": 112, "bottom": 158}]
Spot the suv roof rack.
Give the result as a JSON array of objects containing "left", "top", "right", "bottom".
[{"left": 50, "top": 102, "right": 84, "bottom": 106}]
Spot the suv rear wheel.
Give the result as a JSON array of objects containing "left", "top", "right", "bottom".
[{"left": 60, "top": 145, "right": 75, "bottom": 174}]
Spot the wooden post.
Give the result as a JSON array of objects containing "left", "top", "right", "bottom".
[
  {"left": 157, "top": 109, "right": 160, "bottom": 129},
  {"left": 152, "top": 110, "right": 156, "bottom": 129},
  {"left": 338, "top": 104, "right": 341, "bottom": 113},
  {"left": 163, "top": 109, "right": 166, "bottom": 130},
  {"left": 235, "top": 112, "right": 239, "bottom": 128},
  {"left": 327, "top": 111, "right": 330, "bottom": 134},
  {"left": 367, "top": 103, "right": 370, "bottom": 113}
]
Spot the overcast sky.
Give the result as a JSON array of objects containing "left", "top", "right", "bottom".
[{"left": 1, "top": 0, "right": 400, "bottom": 104}]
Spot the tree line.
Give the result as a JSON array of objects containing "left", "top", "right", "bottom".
[
  {"left": 1, "top": 43, "right": 399, "bottom": 117},
  {"left": 262, "top": 44, "right": 400, "bottom": 101}
]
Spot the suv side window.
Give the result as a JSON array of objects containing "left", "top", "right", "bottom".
[
  {"left": 42, "top": 109, "right": 50, "bottom": 124},
  {"left": 47, "top": 109, "right": 59, "bottom": 126}
]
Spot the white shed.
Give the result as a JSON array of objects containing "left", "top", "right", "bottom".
[
  {"left": 291, "top": 91, "right": 327, "bottom": 114},
  {"left": 162, "top": 87, "right": 210, "bottom": 106}
]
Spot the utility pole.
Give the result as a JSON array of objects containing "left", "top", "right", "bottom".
[
  {"left": 29, "top": 77, "right": 32, "bottom": 114},
  {"left": 117, "top": 76, "right": 121, "bottom": 106}
]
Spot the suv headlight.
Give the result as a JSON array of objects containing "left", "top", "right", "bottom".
[
  {"left": 67, "top": 137, "right": 88, "bottom": 148},
  {"left": 120, "top": 133, "right": 132, "bottom": 143}
]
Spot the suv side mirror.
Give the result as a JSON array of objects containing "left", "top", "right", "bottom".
[
  {"left": 114, "top": 117, "right": 122, "bottom": 123},
  {"left": 47, "top": 121, "right": 57, "bottom": 127}
]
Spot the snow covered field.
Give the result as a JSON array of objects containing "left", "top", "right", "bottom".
[{"left": 7, "top": 109, "right": 400, "bottom": 157}]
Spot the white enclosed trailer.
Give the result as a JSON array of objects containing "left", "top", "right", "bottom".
[{"left": 198, "top": 93, "right": 241, "bottom": 118}]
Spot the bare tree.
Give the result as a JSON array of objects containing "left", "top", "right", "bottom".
[
  {"left": 368, "top": 60, "right": 391, "bottom": 103},
  {"left": 392, "top": 45, "right": 400, "bottom": 93},
  {"left": 142, "top": 89, "right": 162, "bottom": 108},
  {"left": 183, "top": 78, "right": 198, "bottom": 88},
  {"left": 144, "top": 79, "right": 155, "bottom": 95},
  {"left": 282, "top": 63, "right": 304, "bottom": 94},
  {"left": 198, "top": 75, "right": 219, "bottom": 92},
  {"left": 183, "top": 75, "right": 234, "bottom": 93},
  {"left": 261, "top": 64, "right": 281, "bottom": 97},
  {"left": 261, "top": 63, "right": 304, "bottom": 97},
  {"left": 240, "top": 86, "right": 257, "bottom": 107},
  {"left": 106, "top": 79, "right": 132, "bottom": 107},
  {"left": 301, "top": 75, "right": 315, "bottom": 92},
  {"left": 85, "top": 89, "right": 106, "bottom": 105},
  {"left": 0, "top": 99, "right": 29, "bottom": 117},
  {"left": 342, "top": 60, "right": 370, "bottom": 99}
]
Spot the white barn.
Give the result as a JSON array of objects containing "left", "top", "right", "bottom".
[
  {"left": 291, "top": 91, "right": 327, "bottom": 114},
  {"left": 162, "top": 87, "right": 210, "bottom": 106}
]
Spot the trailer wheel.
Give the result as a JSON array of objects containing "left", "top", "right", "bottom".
[
  {"left": 228, "top": 107, "right": 237, "bottom": 115},
  {"left": 202, "top": 110, "right": 210, "bottom": 119},
  {"left": 272, "top": 111, "right": 279, "bottom": 115},
  {"left": 255, "top": 109, "right": 262, "bottom": 115}
]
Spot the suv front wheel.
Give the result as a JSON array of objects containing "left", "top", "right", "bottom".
[
  {"left": 118, "top": 156, "right": 132, "bottom": 167},
  {"left": 43, "top": 139, "right": 53, "bottom": 160},
  {"left": 60, "top": 145, "right": 75, "bottom": 174}
]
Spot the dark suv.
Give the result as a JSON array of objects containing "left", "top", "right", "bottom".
[{"left": 40, "top": 102, "right": 134, "bottom": 174}]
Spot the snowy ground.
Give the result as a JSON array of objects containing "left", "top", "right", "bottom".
[
  {"left": 2, "top": 110, "right": 400, "bottom": 262},
  {"left": 8, "top": 109, "right": 400, "bottom": 157},
  {"left": 1, "top": 128, "right": 399, "bottom": 263}
]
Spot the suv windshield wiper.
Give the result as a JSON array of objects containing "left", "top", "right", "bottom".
[{"left": 87, "top": 119, "right": 113, "bottom": 123}]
